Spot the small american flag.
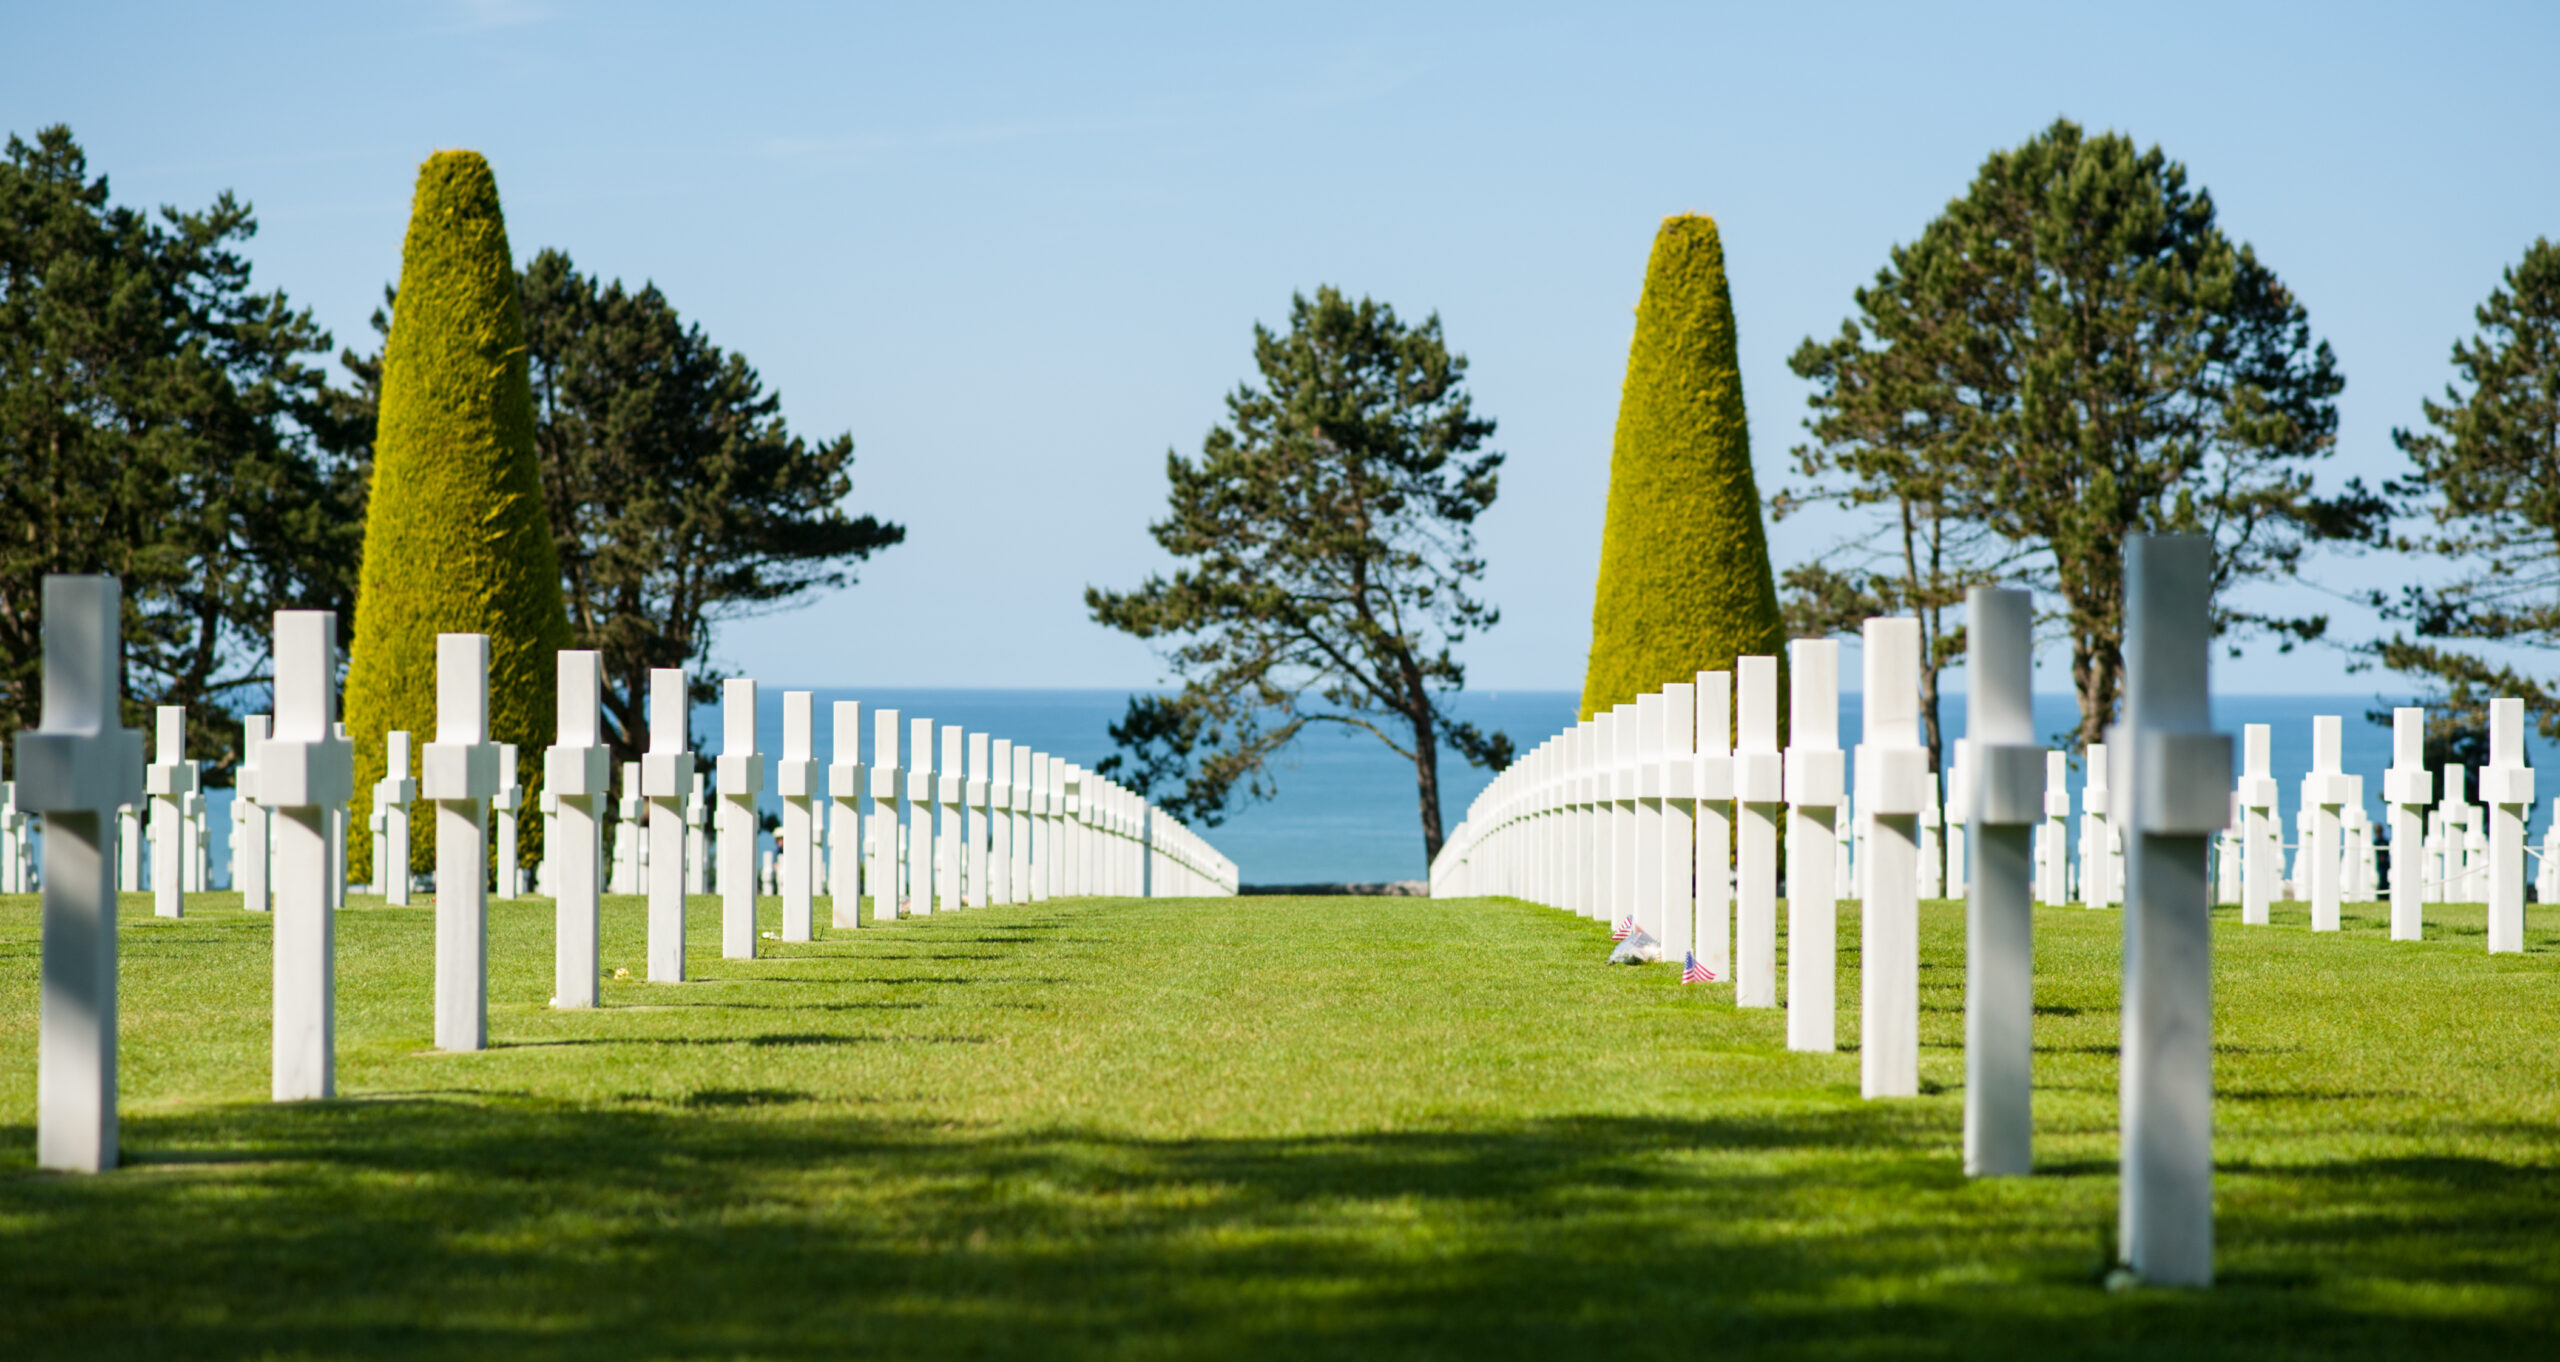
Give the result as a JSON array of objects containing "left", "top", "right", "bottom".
[
  {"left": 1682, "top": 951, "right": 1717, "bottom": 984},
  {"left": 1612, "top": 915, "right": 1638, "bottom": 941}
]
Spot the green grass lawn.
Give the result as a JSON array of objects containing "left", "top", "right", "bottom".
[{"left": 0, "top": 886, "right": 2554, "bottom": 1359}]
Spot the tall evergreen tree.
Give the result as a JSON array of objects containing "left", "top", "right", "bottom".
[
  {"left": 1792, "top": 119, "right": 2379, "bottom": 749},
  {"left": 0, "top": 124, "right": 362, "bottom": 776},
  {"left": 2372, "top": 237, "right": 2560, "bottom": 739},
  {"left": 520, "top": 249, "right": 902, "bottom": 763},
  {"left": 1780, "top": 242, "right": 2026, "bottom": 772},
  {"left": 1581, "top": 214, "right": 1785, "bottom": 720},
  {"left": 343, "top": 151, "right": 571, "bottom": 884},
  {"left": 1087, "top": 287, "right": 1510, "bottom": 865}
]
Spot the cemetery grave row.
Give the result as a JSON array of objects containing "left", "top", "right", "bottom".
[
  {"left": 1429, "top": 533, "right": 2546, "bottom": 1289},
  {"left": 15, "top": 579, "right": 1238, "bottom": 1178}
]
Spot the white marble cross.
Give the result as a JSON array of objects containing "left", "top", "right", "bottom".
[
  {"left": 778, "top": 690, "right": 818, "bottom": 942},
  {"left": 1633, "top": 692, "right": 1667, "bottom": 947},
  {"left": 1581, "top": 716, "right": 1605, "bottom": 920},
  {"left": 1784, "top": 639, "right": 1843, "bottom": 1052},
  {"left": 2482, "top": 696, "right": 2534, "bottom": 953},
  {"left": 1546, "top": 721, "right": 1566, "bottom": 916},
  {"left": 1049, "top": 762, "right": 1070, "bottom": 901},
  {"left": 1016, "top": 746, "right": 1041, "bottom": 903},
  {"left": 330, "top": 722, "right": 350, "bottom": 912},
  {"left": 0, "top": 764, "right": 24, "bottom": 895},
  {"left": 644, "top": 669, "right": 694, "bottom": 981},
  {"left": 2114, "top": 534, "right": 2232, "bottom": 1288},
  {"left": 937, "top": 725, "right": 964, "bottom": 911},
  {"left": 1070, "top": 764, "right": 1093, "bottom": 895},
  {"left": 2303, "top": 716, "right": 2349, "bottom": 930},
  {"left": 828, "top": 700, "right": 863, "bottom": 927},
  {"left": 1963, "top": 587, "right": 2044, "bottom": 1177},
  {"left": 968, "top": 730, "right": 992, "bottom": 907},
  {"left": 1693, "top": 670, "right": 1734, "bottom": 984},
  {"left": 717, "top": 679, "right": 762, "bottom": 956},
  {"left": 2463, "top": 804, "right": 2488, "bottom": 902},
  {"left": 19, "top": 577, "right": 146, "bottom": 1169},
  {"left": 2215, "top": 798, "right": 2241, "bottom": 905},
  {"left": 2080, "top": 741, "right": 2112, "bottom": 909},
  {"left": 118, "top": 800, "right": 141, "bottom": 893},
  {"left": 424, "top": 634, "right": 499, "bottom": 1052},
  {"left": 2344, "top": 780, "right": 2374, "bottom": 901},
  {"left": 990, "top": 737, "right": 1016, "bottom": 905},
  {"left": 261, "top": 609, "right": 352, "bottom": 1102},
  {"left": 610, "top": 762, "right": 639, "bottom": 895},
  {"left": 378, "top": 731, "right": 417, "bottom": 905},
  {"left": 869, "top": 709, "right": 903, "bottom": 918},
  {"left": 146, "top": 707, "right": 193, "bottom": 918},
  {"left": 2436, "top": 764, "right": 2472, "bottom": 904},
  {"left": 183, "top": 763, "right": 207, "bottom": 893},
  {"left": 1657, "top": 682, "right": 1695, "bottom": 968},
  {"left": 1544, "top": 729, "right": 1567, "bottom": 913},
  {"left": 238, "top": 715, "right": 271, "bottom": 913},
  {"left": 546, "top": 651, "right": 609, "bottom": 1007},
  {"left": 1047, "top": 753, "right": 1068, "bottom": 900},
  {"left": 367, "top": 791, "right": 389, "bottom": 891},
  {"left": 1559, "top": 725, "right": 1583, "bottom": 917},
  {"left": 1734, "top": 656, "right": 1783, "bottom": 1008},
  {"left": 908, "top": 717, "right": 937, "bottom": 914},
  {"left": 2040, "top": 750, "right": 2071, "bottom": 907},
  {"left": 1860, "top": 617, "right": 1928, "bottom": 1099},
  {"left": 492, "top": 744, "right": 521, "bottom": 898},
  {"left": 1607, "top": 706, "right": 1634, "bottom": 928},
  {"left": 2236, "top": 725, "right": 2277, "bottom": 924},
  {"left": 684, "top": 767, "right": 709, "bottom": 897}
]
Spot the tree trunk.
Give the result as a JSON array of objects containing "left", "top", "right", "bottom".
[{"left": 1411, "top": 705, "right": 1445, "bottom": 867}]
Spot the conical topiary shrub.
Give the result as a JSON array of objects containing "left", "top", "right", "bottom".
[
  {"left": 344, "top": 150, "right": 570, "bottom": 888},
  {"left": 1580, "top": 214, "right": 1785, "bottom": 719}
]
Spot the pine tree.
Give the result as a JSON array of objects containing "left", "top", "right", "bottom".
[
  {"left": 343, "top": 151, "right": 570, "bottom": 885},
  {"left": 1581, "top": 214, "right": 1784, "bottom": 719},
  {"left": 2374, "top": 237, "right": 2560, "bottom": 738}
]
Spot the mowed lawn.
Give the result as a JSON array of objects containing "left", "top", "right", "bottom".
[{"left": 0, "top": 886, "right": 2555, "bottom": 1359}]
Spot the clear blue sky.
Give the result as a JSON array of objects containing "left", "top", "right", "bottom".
[{"left": 11, "top": 1, "right": 2556, "bottom": 695}]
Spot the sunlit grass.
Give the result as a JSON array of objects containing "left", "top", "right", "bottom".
[{"left": 0, "top": 885, "right": 2552, "bottom": 1359}]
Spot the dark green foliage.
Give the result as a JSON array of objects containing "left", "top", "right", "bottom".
[
  {"left": 341, "top": 251, "right": 904, "bottom": 766},
  {"left": 1781, "top": 223, "right": 2028, "bottom": 767},
  {"left": 1087, "top": 287, "right": 1509, "bottom": 864},
  {"left": 519, "top": 249, "right": 902, "bottom": 760},
  {"left": 1791, "top": 119, "right": 2381, "bottom": 749},
  {"left": 2371, "top": 238, "right": 2560, "bottom": 740},
  {"left": 343, "top": 152, "right": 570, "bottom": 882},
  {"left": 1582, "top": 215, "right": 1786, "bottom": 721},
  {"left": 0, "top": 125, "right": 363, "bottom": 777}
]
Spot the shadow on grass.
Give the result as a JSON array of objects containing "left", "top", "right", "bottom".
[{"left": 0, "top": 1101, "right": 2552, "bottom": 1361}]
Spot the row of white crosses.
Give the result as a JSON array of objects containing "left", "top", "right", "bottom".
[
  {"left": 2217, "top": 700, "right": 2541, "bottom": 954},
  {"left": 0, "top": 759, "right": 28, "bottom": 892},
  {"left": 1470, "top": 683, "right": 2120, "bottom": 930},
  {"left": 581, "top": 672, "right": 1238, "bottom": 984},
  {"left": 19, "top": 589, "right": 1238, "bottom": 1176},
  {"left": 1432, "top": 538, "right": 2234, "bottom": 1285},
  {"left": 1428, "top": 620, "right": 1934, "bottom": 1092},
  {"left": 53, "top": 688, "right": 1244, "bottom": 922},
  {"left": 1827, "top": 691, "right": 2547, "bottom": 949},
  {"left": 551, "top": 687, "right": 1238, "bottom": 944}
]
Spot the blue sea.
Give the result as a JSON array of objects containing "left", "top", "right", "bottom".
[{"left": 188, "top": 687, "right": 2560, "bottom": 888}]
